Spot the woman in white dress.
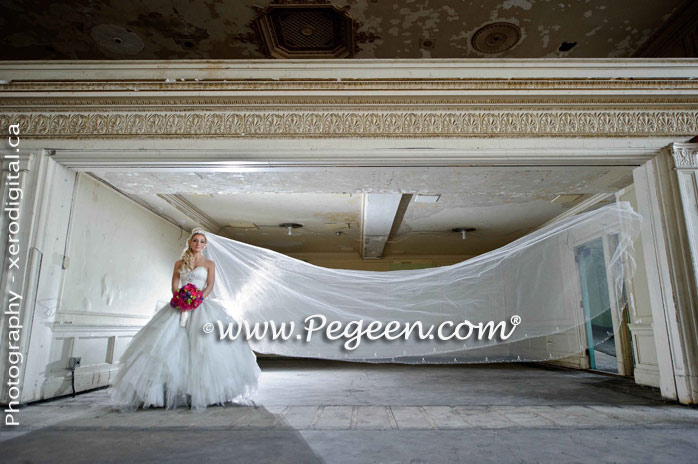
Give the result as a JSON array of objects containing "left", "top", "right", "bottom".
[{"left": 109, "top": 228, "right": 261, "bottom": 411}]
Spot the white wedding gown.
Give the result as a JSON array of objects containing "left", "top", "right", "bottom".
[{"left": 108, "top": 265, "right": 261, "bottom": 411}]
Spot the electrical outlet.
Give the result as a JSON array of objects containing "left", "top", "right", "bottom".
[{"left": 68, "top": 357, "right": 81, "bottom": 369}]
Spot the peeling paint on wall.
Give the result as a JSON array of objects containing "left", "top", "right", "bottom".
[{"left": 61, "top": 174, "right": 187, "bottom": 317}]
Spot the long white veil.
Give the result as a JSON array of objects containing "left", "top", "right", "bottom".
[{"left": 202, "top": 201, "right": 641, "bottom": 364}]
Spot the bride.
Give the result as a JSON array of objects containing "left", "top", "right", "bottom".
[{"left": 108, "top": 228, "right": 261, "bottom": 411}]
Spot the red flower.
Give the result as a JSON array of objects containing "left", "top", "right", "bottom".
[{"left": 170, "top": 283, "right": 204, "bottom": 311}]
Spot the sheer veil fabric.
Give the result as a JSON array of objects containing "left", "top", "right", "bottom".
[{"left": 201, "top": 202, "right": 641, "bottom": 364}]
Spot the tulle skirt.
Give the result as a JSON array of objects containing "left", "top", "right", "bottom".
[{"left": 108, "top": 298, "right": 261, "bottom": 411}]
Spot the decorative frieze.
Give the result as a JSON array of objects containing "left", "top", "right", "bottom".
[
  {"left": 2, "top": 109, "right": 697, "bottom": 139},
  {"left": 4, "top": 78, "right": 698, "bottom": 92},
  {"left": 2, "top": 63, "right": 698, "bottom": 139}
]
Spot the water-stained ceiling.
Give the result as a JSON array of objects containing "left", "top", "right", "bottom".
[
  {"left": 95, "top": 166, "right": 634, "bottom": 257},
  {"left": 0, "top": 0, "right": 690, "bottom": 60}
]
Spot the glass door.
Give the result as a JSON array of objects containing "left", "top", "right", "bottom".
[{"left": 575, "top": 237, "right": 617, "bottom": 373}]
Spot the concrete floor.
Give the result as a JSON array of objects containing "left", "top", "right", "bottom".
[{"left": 2, "top": 358, "right": 698, "bottom": 463}]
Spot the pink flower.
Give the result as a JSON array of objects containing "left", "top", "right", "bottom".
[{"left": 170, "top": 283, "right": 204, "bottom": 312}]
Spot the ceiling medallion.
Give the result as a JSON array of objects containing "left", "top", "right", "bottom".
[
  {"left": 249, "top": 0, "right": 379, "bottom": 58},
  {"left": 470, "top": 22, "right": 521, "bottom": 54}
]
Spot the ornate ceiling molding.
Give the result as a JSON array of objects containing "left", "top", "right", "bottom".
[
  {"left": 2, "top": 61, "right": 698, "bottom": 140},
  {"left": 2, "top": 109, "right": 697, "bottom": 139},
  {"left": 4, "top": 78, "right": 698, "bottom": 93},
  {"left": 4, "top": 96, "right": 698, "bottom": 108}
]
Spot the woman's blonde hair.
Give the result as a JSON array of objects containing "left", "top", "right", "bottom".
[{"left": 180, "top": 228, "right": 207, "bottom": 272}]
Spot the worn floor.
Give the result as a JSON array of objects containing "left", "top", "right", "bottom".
[{"left": 2, "top": 358, "right": 698, "bottom": 463}]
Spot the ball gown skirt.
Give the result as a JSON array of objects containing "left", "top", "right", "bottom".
[{"left": 108, "top": 266, "right": 261, "bottom": 411}]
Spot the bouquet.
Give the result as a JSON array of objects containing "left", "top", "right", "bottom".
[{"left": 170, "top": 283, "right": 204, "bottom": 327}]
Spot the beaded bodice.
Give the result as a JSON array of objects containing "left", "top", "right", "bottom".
[{"left": 180, "top": 266, "right": 208, "bottom": 290}]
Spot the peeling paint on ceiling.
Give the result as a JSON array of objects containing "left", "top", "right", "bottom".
[
  {"left": 0, "top": 0, "right": 685, "bottom": 59},
  {"left": 95, "top": 166, "right": 634, "bottom": 256},
  {"left": 102, "top": 166, "right": 631, "bottom": 196}
]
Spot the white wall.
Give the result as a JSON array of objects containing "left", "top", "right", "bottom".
[
  {"left": 30, "top": 172, "right": 187, "bottom": 401},
  {"left": 60, "top": 174, "right": 185, "bottom": 320}
]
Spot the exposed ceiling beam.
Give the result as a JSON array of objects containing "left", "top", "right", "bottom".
[
  {"left": 361, "top": 193, "right": 404, "bottom": 259},
  {"left": 157, "top": 194, "right": 222, "bottom": 233}
]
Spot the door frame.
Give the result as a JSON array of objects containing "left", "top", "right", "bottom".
[{"left": 3, "top": 59, "right": 697, "bottom": 404}]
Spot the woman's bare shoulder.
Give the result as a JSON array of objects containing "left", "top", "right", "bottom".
[
  {"left": 174, "top": 259, "right": 183, "bottom": 269},
  {"left": 206, "top": 258, "right": 215, "bottom": 269}
]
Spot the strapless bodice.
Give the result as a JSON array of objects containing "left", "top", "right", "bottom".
[{"left": 180, "top": 266, "right": 208, "bottom": 290}]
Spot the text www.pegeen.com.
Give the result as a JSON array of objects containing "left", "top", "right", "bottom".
[{"left": 201, "top": 314, "right": 522, "bottom": 351}]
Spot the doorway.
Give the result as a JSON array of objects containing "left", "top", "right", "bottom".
[{"left": 575, "top": 237, "right": 633, "bottom": 374}]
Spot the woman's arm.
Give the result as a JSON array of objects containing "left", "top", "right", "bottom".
[
  {"left": 171, "top": 260, "right": 182, "bottom": 295},
  {"left": 202, "top": 261, "right": 215, "bottom": 299}
]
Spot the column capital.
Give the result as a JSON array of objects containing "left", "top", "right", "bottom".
[{"left": 671, "top": 143, "right": 698, "bottom": 169}]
